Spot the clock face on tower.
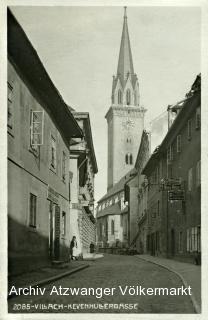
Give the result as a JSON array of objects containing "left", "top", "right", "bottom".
[{"left": 122, "top": 118, "right": 135, "bottom": 130}]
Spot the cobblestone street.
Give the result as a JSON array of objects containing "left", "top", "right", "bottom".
[{"left": 8, "top": 254, "right": 195, "bottom": 313}]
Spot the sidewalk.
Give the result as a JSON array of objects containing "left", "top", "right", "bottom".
[
  {"left": 83, "top": 253, "right": 104, "bottom": 261},
  {"left": 8, "top": 260, "right": 89, "bottom": 298},
  {"left": 136, "top": 254, "right": 201, "bottom": 313}
]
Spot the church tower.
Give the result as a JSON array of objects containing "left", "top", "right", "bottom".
[{"left": 106, "top": 7, "right": 146, "bottom": 190}]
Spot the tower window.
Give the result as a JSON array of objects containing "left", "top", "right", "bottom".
[
  {"left": 126, "top": 89, "right": 131, "bottom": 105},
  {"left": 118, "top": 90, "right": 122, "bottom": 104},
  {"left": 125, "top": 153, "right": 133, "bottom": 165},
  {"left": 126, "top": 137, "right": 131, "bottom": 143}
]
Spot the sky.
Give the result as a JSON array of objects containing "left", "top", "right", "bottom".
[{"left": 10, "top": 5, "right": 201, "bottom": 202}]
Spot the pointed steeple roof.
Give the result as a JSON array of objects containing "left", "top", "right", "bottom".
[{"left": 117, "top": 7, "right": 134, "bottom": 84}]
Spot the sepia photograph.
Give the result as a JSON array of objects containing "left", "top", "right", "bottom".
[{"left": 0, "top": 0, "right": 206, "bottom": 317}]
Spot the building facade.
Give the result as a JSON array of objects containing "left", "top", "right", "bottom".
[
  {"left": 8, "top": 10, "right": 83, "bottom": 275},
  {"left": 96, "top": 169, "right": 136, "bottom": 248},
  {"left": 142, "top": 75, "right": 201, "bottom": 263},
  {"left": 69, "top": 112, "right": 98, "bottom": 257},
  {"left": 125, "top": 130, "right": 150, "bottom": 252}
]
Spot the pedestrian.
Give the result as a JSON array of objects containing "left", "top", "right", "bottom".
[{"left": 70, "top": 236, "right": 78, "bottom": 260}]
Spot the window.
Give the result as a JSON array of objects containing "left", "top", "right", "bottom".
[
  {"left": 126, "top": 137, "right": 132, "bottom": 143},
  {"left": 105, "top": 220, "right": 108, "bottom": 237},
  {"left": 192, "top": 227, "right": 197, "bottom": 251},
  {"left": 111, "top": 220, "right": 115, "bottom": 235},
  {"left": 167, "top": 145, "right": 173, "bottom": 162},
  {"left": 7, "top": 82, "right": 14, "bottom": 130},
  {"left": 50, "top": 136, "right": 56, "bottom": 170},
  {"left": 188, "top": 168, "right": 193, "bottom": 191},
  {"left": 99, "top": 223, "right": 102, "bottom": 238},
  {"left": 187, "top": 119, "right": 192, "bottom": 140},
  {"left": 61, "top": 212, "right": 66, "bottom": 235},
  {"left": 195, "top": 107, "right": 200, "bottom": 129},
  {"left": 126, "top": 89, "right": 131, "bottom": 105},
  {"left": 187, "top": 227, "right": 200, "bottom": 252},
  {"left": 62, "top": 151, "right": 66, "bottom": 182},
  {"left": 125, "top": 153, "right": 133, "bottom": 165},
  {"left": 179, "top": 231, "right": 183, "bottom": 253},
  {"left": 118, "top": 90, "right": 122, "bottom": 104},
  {"left": 196, "top": 160, "right": 201, "bottom": 187},
  {"left": 30, "top": 111, "right": 44, "bottom": 147},
  {"left": 197, "top": 226, "right": 201, "bottom": 252},
  {"left": 29, "top": 193, "right": 37, "bottom": 228},
  {"left": 187, "top": 229, "right": 190, "bottom": 252},
  {"left": 177, "top": 135, "right": 181, "bottom": 153}
]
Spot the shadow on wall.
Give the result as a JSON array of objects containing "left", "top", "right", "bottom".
[{"left": 8, "top": 216, "right": 69, "bottom": 276}]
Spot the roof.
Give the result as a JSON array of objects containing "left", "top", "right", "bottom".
[
  {"left": 98, "top": 168, "right": 137, "bottom": 203},
  {"left": 96, "top": 202, "right": 128, "bottom": 218},
  {"left": 72, "top": 112, "right": 98, "bottom": 174},
  {"left": 117, "top": 8, "right": 134, "bottom": 85},
  {"left": 141, "top": 146, "right": 161, "bottom": 176},
  {"left": 8, "top": 9, "right": 83, "bottom": 142},
  {"left": 135, "top": 130, "right": 150, "bottom": 170}
]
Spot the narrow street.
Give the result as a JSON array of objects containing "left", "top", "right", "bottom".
[{"left": 8, "top": 254, "right": 194, "bottom": 313}]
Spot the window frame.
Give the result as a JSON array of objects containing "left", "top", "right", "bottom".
[
  {"left": 118, "top": 89, "right": 122, "bottom": 104},
  {"left": 29, "top": 193, "right": 37, "bottom": 228},
  {"left": 167, "top": 144, "right": 173, "bottom": 162},
  {"left": 30, "top": 110, "right": 44, "bottom": 147},
  {"left": 126, "top": 89, "right": 131, "bottom": 105},
  {"left": 7, "top": 82, "right": 14, "bottom": 131},
  {"left": 62, "top": 151, "right": 66, "bottom": 182},
  {"left": 125, "top": 153, "right": 133, "bottom": 165},
  {"left": 176, "top": 135, "right": 181, "bottom": 153},
  {"left": 50, "top": 135, "right": 57, "bottom": 171},
  {"left": 196, "top": 160, "right": 201, "bottom": 187},
  {"left": 61, "top": 211, "right": 66, "bottom": 236},
  {"left": 111, "top": 219, "right": 115, "bottom": 235}
]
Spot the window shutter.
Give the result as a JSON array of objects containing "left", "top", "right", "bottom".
[{"left": 31, "top": 111, "right": 44, "bottom": 146}]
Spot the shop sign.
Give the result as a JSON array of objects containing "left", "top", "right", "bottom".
[{"left": 168, "top": 190, "right": 185, "bottom": 201}]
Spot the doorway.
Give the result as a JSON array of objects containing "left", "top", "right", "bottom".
[{"left": 49, "top": 202, "right": 60, "bottom": 260}]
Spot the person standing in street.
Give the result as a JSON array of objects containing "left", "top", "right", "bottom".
[{"left": 70, "top": 236, "right": 78, "bottom": 260}]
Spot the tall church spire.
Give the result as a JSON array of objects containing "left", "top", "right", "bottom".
[
  {"left": 111, "top": 7, "right": 139, "bottom": 107},
  {"left": 106, "top": 6, "right": 145, "bottom": 190},
  {"left": 117, "top": 7, "right": 134, "bottom": 82}
]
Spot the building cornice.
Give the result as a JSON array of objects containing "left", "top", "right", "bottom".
[{"left": 105, "top": 105, "right": 146, "bottom": 121}]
